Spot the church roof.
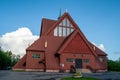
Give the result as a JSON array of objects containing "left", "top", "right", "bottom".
[
  {"left": 27, "top": 12, "right": 107, "bottom": 57},
  {"left": 57, "top": 30, "right": 98, "bottom": 56},
  {"left": 26, "top": 36, "right": 65, "bottom": 52},
  {"left": 88, "top": 42, "right": 107, "bottom": 56},
  {"left": 40, "top": 18, "right": 56, "bottom": 36},
  {"left": 46, "top": 12, "right": 79, "bottom": 35}
]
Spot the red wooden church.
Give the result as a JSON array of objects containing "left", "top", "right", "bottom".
[{"left": 13, "top": 12, "right": 107, "bottom": 72}]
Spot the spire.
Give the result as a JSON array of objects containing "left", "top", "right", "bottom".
[{"left": 58, "top": 8, "right": 61, "bottom": 19}]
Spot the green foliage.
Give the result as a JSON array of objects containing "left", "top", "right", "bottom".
[
  {"left": 74, "top": 72, "right": 82, "bottom": 76},
  {"left": 0, "top": 49, "right": 20, "bottom": 70},
  {"left": 107, "top": 59, "right": 120, "bottom": 71},
  {"left": 0, "top": 50, "right": 11, "bottom": 69},
  {"left": 61, "top": 77, "right": 98, "bottom": 80},
  {"left": 11, "top": 54, "right": 20, "bottom": 66}
]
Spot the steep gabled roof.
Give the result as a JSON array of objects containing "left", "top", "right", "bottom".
[
  {"left": 26, "top": 36, "right": 65, "bottom": 52},
  {"left": 88, "top": 42, "right": 107, "bottom": 56},
  {"left": 13, "top": 54, "right": 26, "bottom": 69},
  {"left": 26, "top": 37, "right": 45, "bottom": 51},
  {"left": 28, "top": 12, "right": 107, "bottom": 57},
  {"left": 40, "top": 18, "right": 57, "bottom": 36},
  {"left": 58, "top": 30, "right": 98, "bottom": 57},
  {"left": 46, "top": 12, "right": 79, "bottom": 35}
]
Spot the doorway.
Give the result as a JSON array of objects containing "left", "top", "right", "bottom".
[{"left": 75, "top": 59, "right": 82, "bottom": 68}]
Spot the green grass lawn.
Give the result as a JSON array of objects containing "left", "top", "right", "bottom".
[{"left": 61, "top": 77, "right": 99, "bottom": 80}]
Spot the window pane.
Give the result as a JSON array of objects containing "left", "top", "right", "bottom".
[
  {"left": 67, "top": 28, "right": 70, "bottom": 36},
  {"left": 32, "top": 54, "right": 40, "bottom": 58},
  {"left": 62, "top": 18, "right": 66, "bottom": 26},
  {"left": 63, "top": 27, "right": 66, "bottom": 36},
  {"left": 83, "top": 59, "right": 90, "bottom": 64},
  {"left": 66, "top": 58, "right": 73, "bottom": 62},
  {"left": 71, "top": 24, "right": 74, "bottom": 27},
  {"left": 99, "top": 57, "right": 103, "bottom": 62},
  {"left": 71, "top": 28, "right": 74, "bottom": 33},
  {"left": 59, "top": 27, "right": 62, "bottom": 36},
  {"left": 54, "top": 27, "right": 58, "bottom": 36},
  {"left": 66, "top": 19, "right": 70, "bottom": 27},
  {"left": 59, "top": 22, "right": 62, "bottom": 26}
]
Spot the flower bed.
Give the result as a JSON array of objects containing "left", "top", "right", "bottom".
[{"left": 73, "top": 72, "right": 82, "bottom": 78}]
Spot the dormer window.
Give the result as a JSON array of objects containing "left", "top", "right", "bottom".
[{"left": 54, "top": 18, "right": 74, "bottom": 37}]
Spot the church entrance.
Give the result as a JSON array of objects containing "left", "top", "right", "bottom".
[{"left": 75, "top": 59, "right": 82, "bottom": 68}]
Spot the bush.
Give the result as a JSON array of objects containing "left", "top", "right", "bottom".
[
  {"left": 74, "top": 72, "right": 82, "bottom": 76},
  {"left": 107, "top": 59, "right": 120, "bottom": 71},
  {"left": 0, "top": 49, "right": 20, "bottom": 70}
]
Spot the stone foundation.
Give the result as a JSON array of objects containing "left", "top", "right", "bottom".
[
  {"left": 25, "top": 69, "right": 44, "bottom": 71},
  {"left": 46, "top": 70, "right": 59, "bottom": 72}
]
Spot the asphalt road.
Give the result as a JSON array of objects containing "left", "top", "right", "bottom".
[{"left": 0, "top": 70, "right": 120, "bottom": 80}]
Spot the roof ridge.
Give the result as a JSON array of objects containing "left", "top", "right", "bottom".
[{"left": 42, "top": 18, "right": 57, "bottom": 22}]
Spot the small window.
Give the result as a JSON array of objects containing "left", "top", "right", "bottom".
[
  {"left": 83, "top": 59, "right": 90, "bottom": 64},
  {"left": 66, "top": 58, "right": 73, "bottom": 62},
  {"left": 99, "top": 57, "right": 104, "bottom": 62},
  {"left": 32, "top": 54, "right": 40, "bottom": 58}
]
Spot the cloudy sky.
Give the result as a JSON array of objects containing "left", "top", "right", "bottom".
[{"left": 0, "top": 0, "right": 120, "bottom": 60}]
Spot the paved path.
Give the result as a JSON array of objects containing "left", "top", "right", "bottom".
[
  {"left": 0, "top": 70, "right": 120, "bottom": 80},
  {"left": 83, "top": 72, "right": 120, "bottom": 80},
  {"left": 0, "top": 70, "right": 72, "bottom": 80}
]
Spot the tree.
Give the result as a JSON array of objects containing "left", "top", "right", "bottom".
[
  {"left": 107, "top": 58, "right": 120, "bottom": 71},
  {"left": 0, "top": 49, "right": 20, "bottom": 69},
  {"left": 0, "top": 50, "right": 11, "bottom": 69},
  {"left": 11, "top": 54, "right": 20, "bottom": 66}
]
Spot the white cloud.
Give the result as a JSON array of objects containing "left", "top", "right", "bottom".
[
  {"left": 98, "top": 44, "right": 105, "bottom": 51},
  {"left": 92, "top": 42, "right": 105, "bottom": 51},
  {"left": 0, "top": 27, "right": 39, "bottom": 57}
]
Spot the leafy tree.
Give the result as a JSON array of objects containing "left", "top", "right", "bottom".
[
  {"left": 11, "top": 54, "right": 20, "bottom": 66},
  {"left": 0, "top": 50, "right": 11, "bottom": 69},
  {"left": 0, "top": 49, "right": 20, "bottom": 69},
  {"left": 107, "top": 58, "right": 120, "bottom": 71}
]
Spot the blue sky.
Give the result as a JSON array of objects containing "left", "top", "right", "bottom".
[{"left": 0, "top": 0, "right": 120, "bottom": 60}]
